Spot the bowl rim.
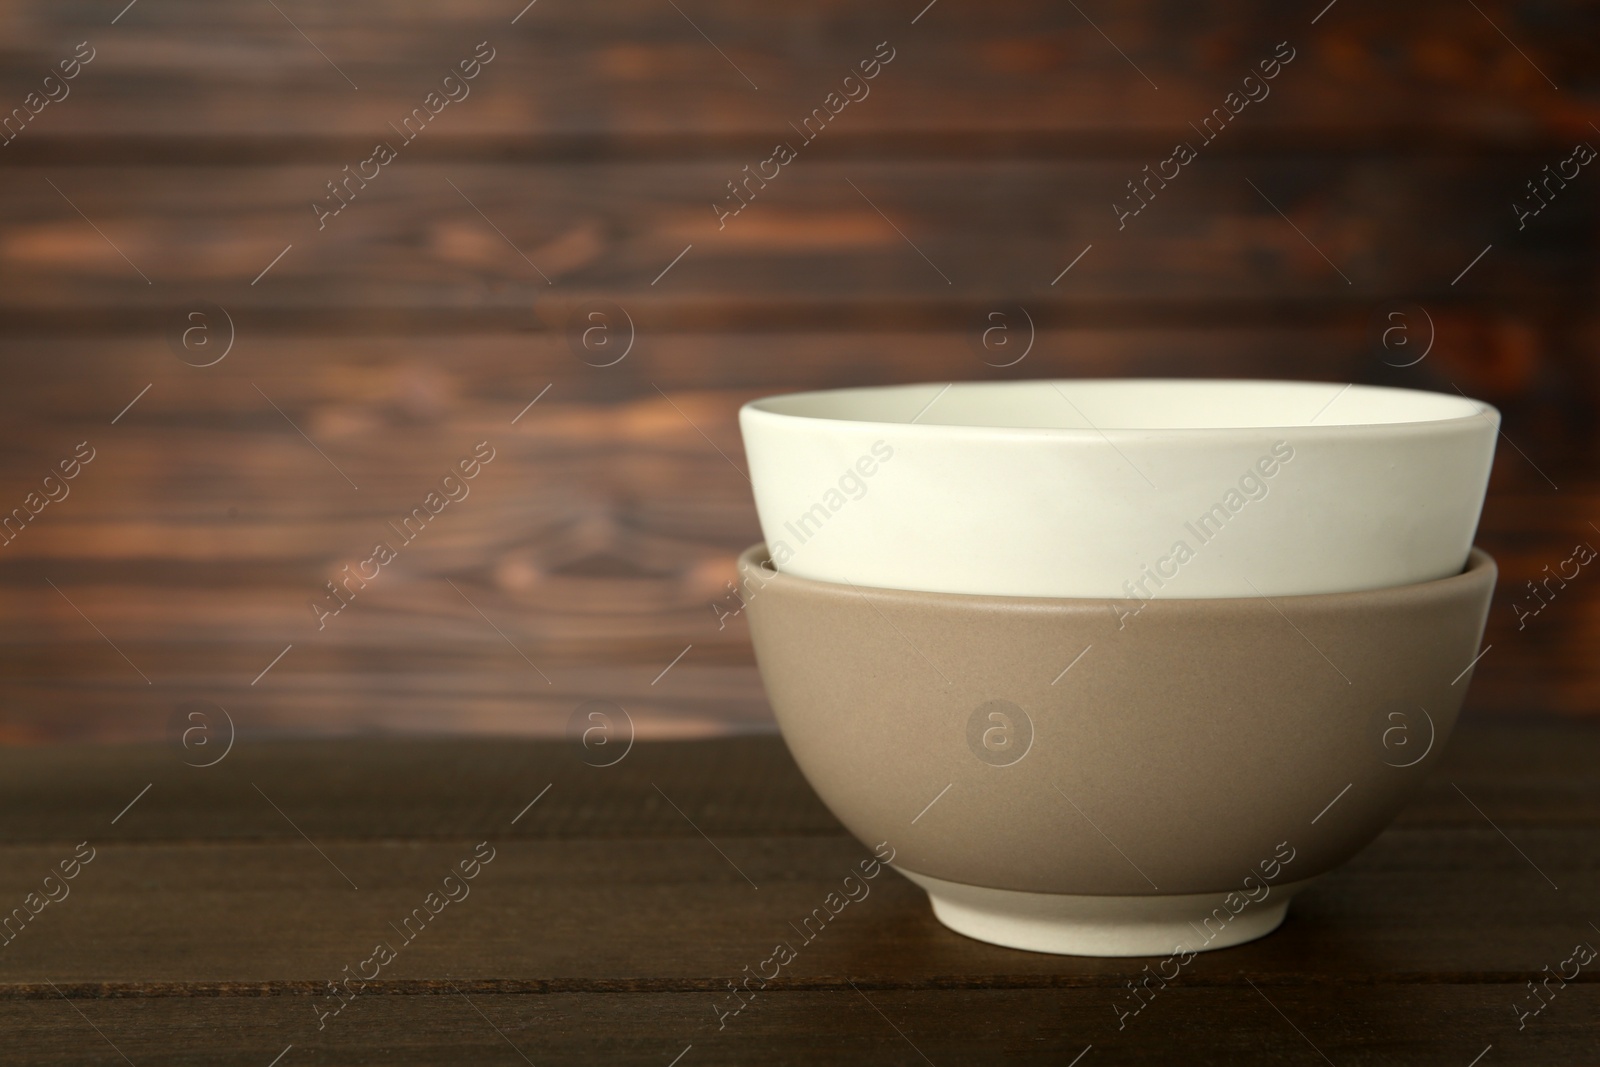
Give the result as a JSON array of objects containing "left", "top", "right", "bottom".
[
  {"left": 736, "top": 541, "right": 1497, "bottom": 608},
  {"left": 740, "top": 378, "right": 1500, "bottom": 440}
]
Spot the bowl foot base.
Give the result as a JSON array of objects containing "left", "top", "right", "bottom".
[{"left": 898, "top": 868, "right": 1315, "bottom": 957}]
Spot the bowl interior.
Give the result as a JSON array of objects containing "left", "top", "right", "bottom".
[{"left": 744, "top": 379, "right": 1488, "bottom": 432}]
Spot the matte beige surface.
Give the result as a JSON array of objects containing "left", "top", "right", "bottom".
[{"left": 742, "top": 545, "right": 1496, "bottom": 896}]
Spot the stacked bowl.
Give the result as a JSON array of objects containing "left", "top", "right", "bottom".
[{"left": 736, "top": 379, "right": 1499, "bottom": 957}]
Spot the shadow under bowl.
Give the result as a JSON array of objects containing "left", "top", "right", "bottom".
[{"left": 740, "top": 543, "right": 1496, "bottom": 956}]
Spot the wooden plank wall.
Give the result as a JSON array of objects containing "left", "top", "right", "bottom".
[{"left": 0, "top": 0, "right": 1596, "bottom": 743}]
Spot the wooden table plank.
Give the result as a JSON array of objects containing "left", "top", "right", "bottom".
[
  {"left": 0, "top": 157, "right": 1584, "bottom": 317},
  {"left": 0, "top": 730, "right": 1596, "bottom": 1063},
  {"left": 1, "top": 986, "right": 1593, "bottom": 1066},
  {"left": 0, "top": 735, "right": 1594, "bottom": 981},
  {"left": 0, "top": 326, "right": 1578, "bottom": 413},
  {"left": 0, "top": 0, "right": 1587, "bottom": 140},
  {"left": 0, "top": 726, "right": 1595, "bottom": 846},
  {"left": 0, "top": 828, "right": 1595, "bottom": 985}
]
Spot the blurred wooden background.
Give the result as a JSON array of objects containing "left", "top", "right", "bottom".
[{"left": 0, "top": 0, "right": 1596, "bottom": 744}]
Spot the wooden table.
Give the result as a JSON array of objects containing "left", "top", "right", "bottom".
[
  {"left": 3, "top": 2, "right": 1598, "bottom": 1060},
  {"left": 2, "top": 720, "right": 1595, "bottom": 1064}
]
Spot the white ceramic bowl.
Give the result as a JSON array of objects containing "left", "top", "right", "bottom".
[{"left": 739, "top": 379, "right": 1498, "bottom": 598}]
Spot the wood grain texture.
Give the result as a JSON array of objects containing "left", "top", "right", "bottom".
[
  {"left": 0, "top": 2, "right": 1595, "bottom": 735},
  {"left": 2, "top": 987, "right": 1594, "bottom": 1066},
  {"left": 0, "top": 731, "right": 1596, "bottom": 1064},
  {"left": 2, "top": 725, "right": 1596, "bottom": 844},
  {"left": 0, "top": 157, "right": 1588, "bottom": 315},
  {"left": 3, "top": 0, "right": 1598, "bottom": 1060},
  {"left": 0, "top": 0, "right": 1591, "bottom": 140}
]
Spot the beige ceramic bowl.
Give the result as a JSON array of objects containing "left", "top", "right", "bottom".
[{"left": 740, "top": 543, "right": 1497, "bottom": 956}]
